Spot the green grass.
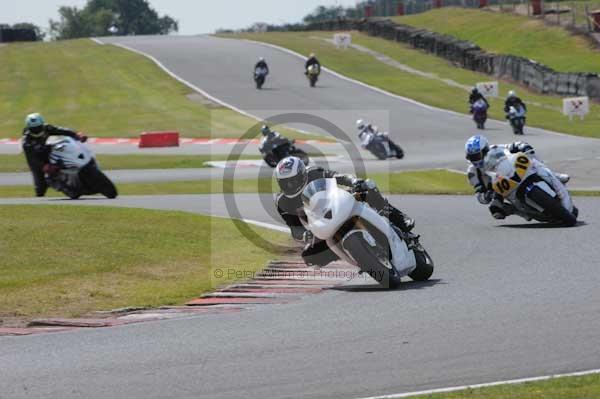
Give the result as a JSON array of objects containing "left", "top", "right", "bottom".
[
  {"left": 0, "top": 205, "right": 289, "bottom": 324},
  {"left": 0, "top": 154, "right": 264, "bottom": 173},
  {"left": 401, "top": 372, "right": 600, "bottom": 398},
  {"left": 1, "top": 169, "right": 597, "bottom": 199},
  {"left": 394, "top": 8, "right": 600, "bottom": 73},
  {"left": 223, "top": 31, "right": 600, "bottom": 138},
  {"left": 0, "top": 39, "right": 328, "bottom": 141}
]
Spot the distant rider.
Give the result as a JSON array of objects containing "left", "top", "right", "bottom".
[
  {"left": 254, "top": 57, "right": 269, "bottom": 75},
  {"left": 260, "top": 125, "right": 289, "bottom": 155},
  {"left": 465, "top": 135, "right": 570, "bottom": 220},
  {"left": 274, "top": 156, "right": 415, "bottom": 266},
  {"left": 504, "top": 90, "right": 527, "bottom": 116},
  {"left": 305, "top": 53, "right": 321, "bottom": 74},
  {"left": 356, "top": 119, "right": 386, "bottom": 148},
  {"left": 21, "top": 113, "right": 87, "bottom": 197},
  {"left": 469, "top": 87, "right": 489, "bottom": 108}
]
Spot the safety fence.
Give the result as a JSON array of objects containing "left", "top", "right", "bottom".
[{"left": 307, "top": 18, "right": 600, "bottom": 98}]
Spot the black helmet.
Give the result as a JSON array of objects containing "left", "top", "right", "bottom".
[{"left": 261, "top": 125, "right": 271, "bottom": 136}]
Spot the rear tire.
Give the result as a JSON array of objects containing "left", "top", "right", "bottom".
[
  {"left": 526, "top": 186, "right": 576, "bottom": 226},
  {"left": 343, "top": 231, "right": 402, "bottom": 289},
  {"left": 408, "top": 250, "right": 434, "bottom": 281},
  {"left": 289, "top": 148, "right": 310, "bottom": 166}
]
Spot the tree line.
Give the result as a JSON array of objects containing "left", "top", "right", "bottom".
[{"left": 5, "top": 0, "right": 178, "bottom": 41}]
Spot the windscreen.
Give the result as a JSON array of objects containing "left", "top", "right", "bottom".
[{"left": 302, "top": 178, "right": 329, "bottom": 207}]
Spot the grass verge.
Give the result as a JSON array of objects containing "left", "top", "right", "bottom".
[
  {"left": 393, "top": 8, "right": 600, "bottom": 73},
  {"left": 0, "top": 205, "right": 289, "bottom": 324},
  {"left": 223, "top": 31, "right": 600, "bottom": 139},
  {"left": 401, "top": 372, "right": 600, "bottom": 398},
  {"left": 0, "top": 39, "right": 328, "bottom": 141},
  {"left": 0, "top": 154, "right": 264, "bottom": 173},
  {"left": 1, "top": 169, "right": 598, "bottom": 198}
]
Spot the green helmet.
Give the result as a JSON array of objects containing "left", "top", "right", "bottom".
[{"left": 25, "top": 113, "right": 45, "bottom": 137}]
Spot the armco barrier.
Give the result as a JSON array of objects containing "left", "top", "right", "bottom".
[
  {"left": 306, "top": 19, "right": 600, "bottom": 98},
  {"left": 139, "top": 131, "right": 180, "bottom": 148}
]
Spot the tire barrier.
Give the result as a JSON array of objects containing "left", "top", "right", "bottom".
[
  {"left": 306, "top": 18, "right": 600, "bottom": 98},
  {"left": 0, "top": 28, "right": 37, "bottom": 43}
]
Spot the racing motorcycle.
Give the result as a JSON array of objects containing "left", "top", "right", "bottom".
[
  {"left": 306, "top": 64, "right": 320, "bottom": 87},
  {"left": 485, "top": 150, "right": 577, "bottom": 226},
  {"left": 507, "top": 105, "right": 526, "bottom": 135},
  {"left": 471, "top": 99, "right": 488, "bottom": 130},
  {"left": 259, "top": 134, "right": 310, "bottom": 167},
  {"left": 360, "top": 130, "right": 404, "bottom": 160},
  {"left": 301, "top": 178, "right": 433, "bottom": 288},
  {"left": 46, "top": 136, "right": 118, "bottom": 199},
  {"left": 254, "top": 66, "right": 268, "bottom": 89}
]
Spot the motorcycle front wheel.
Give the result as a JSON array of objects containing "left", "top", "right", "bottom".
[
  {"left": 263, "top": 154, "right": 279, "bottom": 168},
  {"left": 81, "top": 164, "right": 118, "bottom": 199},
  {"left": 409, "top": 249, "right": 434, "bottom": 281},
  {"left": 342, "top": 231, "right": 402, "bottom": 288}
]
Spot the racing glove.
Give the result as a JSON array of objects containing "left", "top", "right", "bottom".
[{"left": 77, "top": 132, "right": 88, "bottom": 143}]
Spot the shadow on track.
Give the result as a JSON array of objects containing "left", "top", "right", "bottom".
[
  {"left": 497, "top": 220, "right": 586, "bottom": 229},
  {"left": 331, "top": 278, "right": 444, "bottom": 292}
]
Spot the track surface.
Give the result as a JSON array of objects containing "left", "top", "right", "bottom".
[
  {"left": 95, "top": 34, "right": 600, "bottom": 188},
  {"left": 2, "top": 34, "right": 600, "bottom": 398},
  {"left": 1, "top": 194, "right": 600, "bottom": 399}
]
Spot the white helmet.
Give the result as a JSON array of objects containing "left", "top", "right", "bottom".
[
  {"left": 25, "top": 113, "right": 46, "bottom": 137},
  {"left": 258, "top": 57, "right": 265, "bottom": 62},
  {"left": 275, "top": 156, "right": 308, "bottom": 198},
  {"left": 508, "top": 90, "right": 516, "bottom": 98},
  {"left": 465, "top": 135, "right": 490, "bottom": 168},
  {"left": 356, "top": 119, "right": 366, "bottom": 130}
]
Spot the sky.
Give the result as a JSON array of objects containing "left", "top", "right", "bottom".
[{"left": 0, "top": 0, "right": 359, "bottom": 35}]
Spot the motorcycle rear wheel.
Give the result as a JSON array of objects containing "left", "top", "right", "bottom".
[
  {"left": 526, "top": 186, "right": 576, "bottom": 226},
  {"left": 342, "top": 231, "right": 402, "bottom": 288}
]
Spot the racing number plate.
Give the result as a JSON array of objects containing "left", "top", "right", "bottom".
[{"left": 493, "top": 153, "right": 531, "bottom": 197}]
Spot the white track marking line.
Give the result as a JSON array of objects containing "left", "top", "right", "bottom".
[
  {"left": 241, "top": 219, "right": 289, "bottom": 233},
  {"left": 355, "top": 368, "right": 600, "bottom": 399},
  {"left": 90, "top": 38, "right": 104, "bottom": 45}
]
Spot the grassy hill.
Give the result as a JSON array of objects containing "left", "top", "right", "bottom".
[
  {"left": 0, "top": 39, "right": 322, "bottom": 140},
  {"left": 392, "top": 8, "right": 600, "bottom": 73}
]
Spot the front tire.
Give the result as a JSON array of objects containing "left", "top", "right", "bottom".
[
  {"left": 81, "top": 164, "right": 117, "bottom": 199},
  {"left": 409, "top": 250, "right": 434, "bottom": 281},
  {"left": 526, "top": 186, "right": 576, "bottom": 226},
  {"left": 342, "top": 231, "right": 402, "bottom": 288},
  {"left": 263, "top": 154, "right": 278, "bottom": 168}
]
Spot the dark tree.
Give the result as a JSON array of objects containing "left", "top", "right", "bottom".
[
  {"left": 50, "top": 0, "right": 178, "bottom": 40},
  {"left": 11, "top": 23, "right": 46, "bottom": 41}
]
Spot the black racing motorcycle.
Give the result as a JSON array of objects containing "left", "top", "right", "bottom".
[{"left": 259, "top": 134, "right": 310, "bottom": 167}]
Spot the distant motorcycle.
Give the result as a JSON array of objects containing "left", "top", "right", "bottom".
[
  {"left": 507, "top": 105, "right": 526, "bottom": 135},
  {"left": 254, "top": 66, "right": 268, "bottom": 89},
  {"left": 485, "top": 149, "right": 577, "bottom": 226},
  {"left": 301, "top": 178, "right": 433, "bottom": 288},
  {"left": 471, "top": 99, "right": 488, "bottom": 130},
  {"left": 360, "top": 130, "right": 404, "bottom": 160},
  {"left": 306, "top": 64, "right": 320, "bottom": 87},
  {"left": 259, "top": 133, "right": 309, "bottom": 167},
  {"left": 46, "top": 136, "right": 117, "bottom": 199}
]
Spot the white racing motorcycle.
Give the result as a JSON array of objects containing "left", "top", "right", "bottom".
[
  {"left": 301, "top": 178, "right": 433, "bottom": 288},
  {"left": 485, "top": 149, "right": 577, "bottom": 226},
  {"left": 46, "top": 136, "right": 118, "bottom": 199}
]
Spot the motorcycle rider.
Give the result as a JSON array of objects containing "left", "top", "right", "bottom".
[
  {"left": 469, "top": 87, "right": 489, "bottom": 108},
  {"left": 21, "top": 113, "right": 87, "bottom": 197},
  {"left": 504, "top": 90, "right": 527, "bottom": 116},
  {"left": 305, "top": 53, "right": 321, "bottom": 74},
  {"left": 465, "top": 135, "right": 570, "bottom": 219},
  {"left": 356, "top": 119, "right": 380, "bottom": 148},
  {"left": 275, "top": 156, "right": 415, "bottom": 266},
  {"left": 254, "top": 57, "right": 269, "bottom": 75}
]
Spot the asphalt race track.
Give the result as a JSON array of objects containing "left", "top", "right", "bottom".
[
  {"left": 2, "top": 34, "right": 600, "bottom": 399},
  {"left": 95, "top": 34, "right": 600, "bottom": 189},
  {"left": 1, "top": 195, "right": 600, "bottom": 398}
]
